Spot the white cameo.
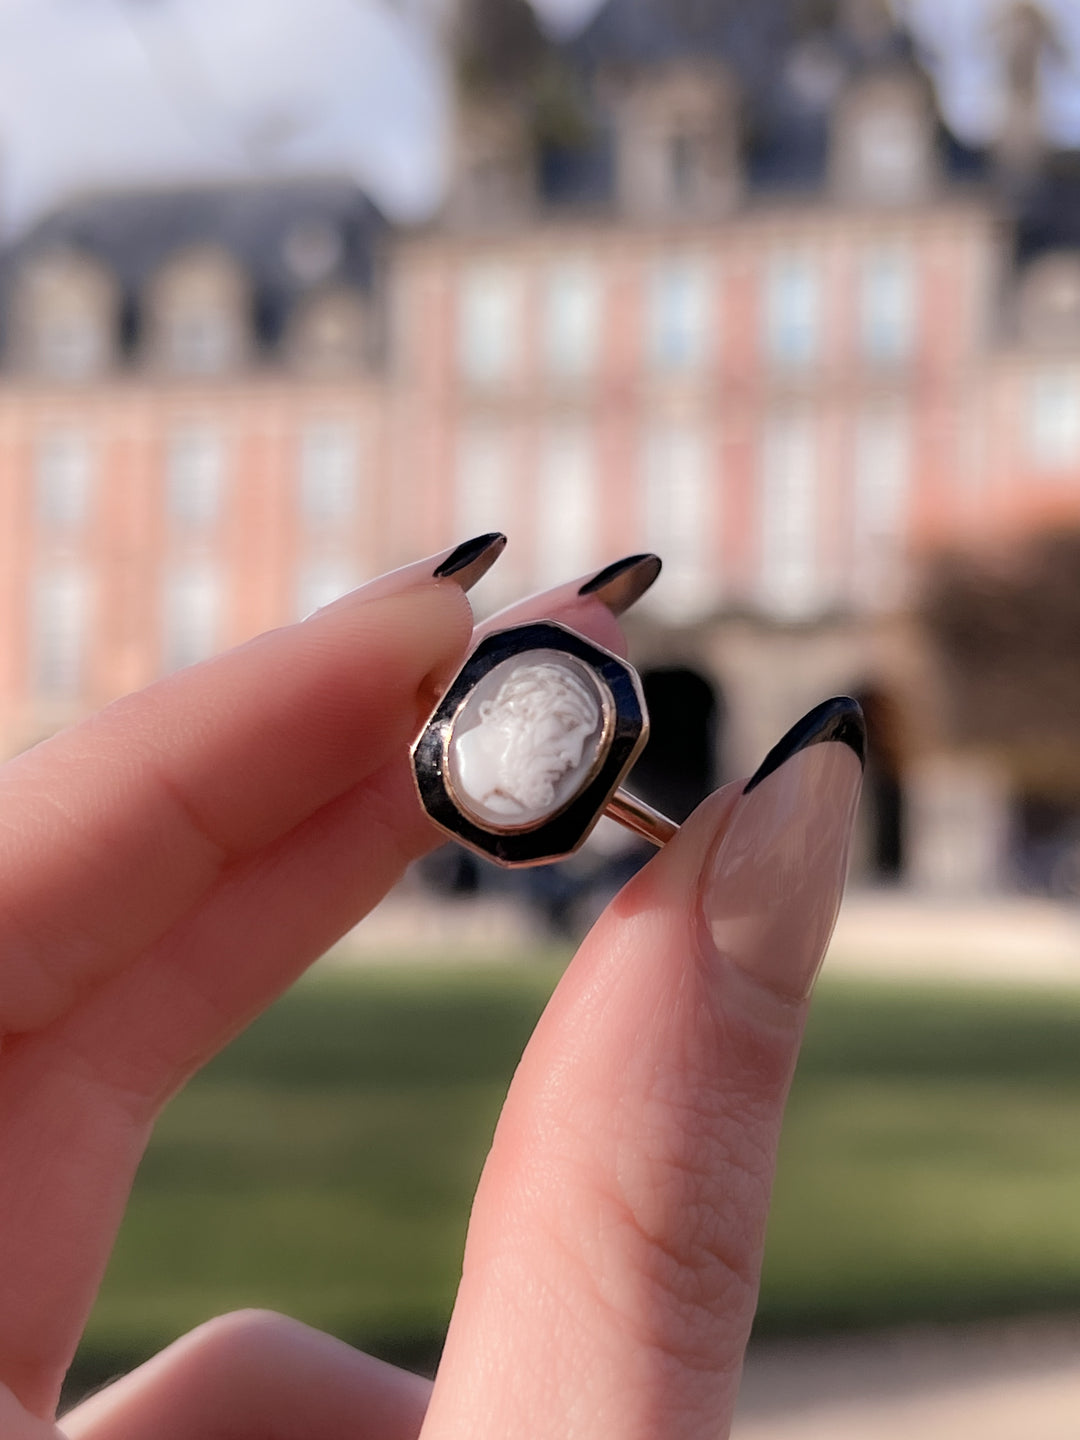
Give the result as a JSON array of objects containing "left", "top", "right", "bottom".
[{"left": 450, "top": 652, "right": 608, "bottom": 826}]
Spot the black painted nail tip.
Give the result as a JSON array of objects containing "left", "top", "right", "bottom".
[
  {"left": 433, "top": 532, "right": 507, "bottom": 581},
  {"left": 578, "top": 553, "right": 662, "bottom": 615},
  {"left": 743, "top": 696, "right": 866, "bottom": 795},
  {"left": 578, "top": 553, "right": 661, "bottom": 596}
]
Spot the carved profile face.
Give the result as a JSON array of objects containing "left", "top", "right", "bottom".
[{"left": 447, "top": 651, "right": 609, "bottom": 826}]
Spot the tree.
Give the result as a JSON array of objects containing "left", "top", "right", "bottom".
[{"left": 921, "top": 528, "right": 1080, "bottom": 796}]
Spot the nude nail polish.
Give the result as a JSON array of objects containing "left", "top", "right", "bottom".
[{"left": 701, "top": 698, "right": 865, "bottom": 1001}]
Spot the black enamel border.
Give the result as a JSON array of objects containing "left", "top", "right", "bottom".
[{"left": 411, "top": 621, "right": 648, "bottom": 867}]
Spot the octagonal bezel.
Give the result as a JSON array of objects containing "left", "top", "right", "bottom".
[{"left": 411, "top": 620, "right": 649, "bottom": 866}]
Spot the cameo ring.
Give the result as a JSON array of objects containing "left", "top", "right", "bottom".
[{"left": 411, "top": 620, "right": 678, "bottom": 867}]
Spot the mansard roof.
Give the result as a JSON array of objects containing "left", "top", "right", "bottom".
[
  {"left": 548, "top": 0, "right": 943, "bottom": 198},
  {"left": 2, "top": 177, "right": 384, "bottom": 354}
]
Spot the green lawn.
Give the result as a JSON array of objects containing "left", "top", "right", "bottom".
[{"left": 68, "top": 961, "right": 1080, "bottom": 1399}]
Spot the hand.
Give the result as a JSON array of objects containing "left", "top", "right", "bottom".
[{"left": 0, "top": 543, "right": 862, "bottom": 1440}]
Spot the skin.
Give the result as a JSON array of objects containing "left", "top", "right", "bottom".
[{"left": 0, "top": 554, "right": 860, "bottom": 1440}]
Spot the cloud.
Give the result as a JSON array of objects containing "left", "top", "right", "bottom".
[
  {"left": 1, "top": 0, "right": 1079, "bottom": 239},
  {"left": 0, "top": 0, "right": 447, "bottom": 235}
]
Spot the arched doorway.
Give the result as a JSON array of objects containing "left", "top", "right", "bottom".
[
  {"left": 853, "top": 686, "right": 906, "bottom": 882},
  {"left": 630, "top": 667, "right": 723, "bottom": 823}
]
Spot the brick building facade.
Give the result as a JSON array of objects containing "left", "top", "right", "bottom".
[{"left": 2, "top": 0, "right": 1080, "bottom": 888}]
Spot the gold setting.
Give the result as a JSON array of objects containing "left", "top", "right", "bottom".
[{"left": 411, "top": 619, "right": 678, "bottom": 868}]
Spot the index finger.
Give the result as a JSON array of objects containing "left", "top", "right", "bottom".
[{"left": 0, "top": 539, "right": 487, "bottom": 1038}]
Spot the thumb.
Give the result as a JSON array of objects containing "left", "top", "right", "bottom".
[{"left": 420, "top": 701, "right": 864, "bottom": 1440}]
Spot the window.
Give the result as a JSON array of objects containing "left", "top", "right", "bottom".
[
  {"left": 162, "top": 566, "right": 220, "bottom": 672},
  {"left": 32, "top": 566, "right": 87, "bottom": 699},
  {"left": 150, "top": 250, "right": 246, "bottom": 376},
  {"left": 764, "top": 252, "right": 821, "bottom": 368},
  {"left": 15, "top": 255, "right": 116, "bottom": 380},
  {"left": 36, "top": 428, "right": 92, "bottom": 527},
  {"left": 535, "top": 424, "right": 595, "bottom": 587},
  {"left": 759, "top": 411, "right": 819, "bottom": 614},
  {"left": 299, "top": 422, "right": 358, "bottom": 524},
  {"left": 852, "top": 407, "right": 910, "bottom": 602},
  {"left": 295, "top": 561, "right": 360, "bottom": 620},
  {"left": 647, "top": 257, "right": 710, "bottom": 373},
  {"left": 456, "top": 424, "right": 511, "bottom": 538},
  {"left": 854, "top": 107, "right": 924, "bottom": 203},
  {"left": 859, "top": 244, "right": 915, "bottom": 363},
  {"left": 39, "top": 314, "right": 106, "bottom": 380},
  {"left": 167, "top": 426, "right": 225, "bottom": 526},
  {"left": 642, "top": 421, "right": 713, "bottom": 618},
  {"left": 1026, "top": 369, "right": 1080, "bottom": 471},
  {"left": 458, "top": 262, "right": 522, "bottom": 386},
  {"left": 544, "top": 261, "right": 601, "bottom": 381},
  {"left": 669, "top": 132, "right": 707, "bottom": 204},
  {"left": 167, "top": 307, "right": 235, "bottom": 375}
]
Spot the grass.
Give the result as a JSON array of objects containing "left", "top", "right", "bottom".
[{"left": 67, "top": 961, "right": 1080, "bottom": 1401}]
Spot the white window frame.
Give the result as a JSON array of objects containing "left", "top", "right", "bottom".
[
  {"left": 759, "top": 410, "right": 820, "bottom": 615},
  {"left": 299, "top": 421, "right": 359, "bottom": 525},
  {"left": 32, "top": 565, "right": 88, "bottom": 699},
  {"left": 543, "top": 259, "right": 601, "bottom": 381},
  {"left": 39, "top": 312, "right": 105, "bottom": 380},
  {"left": 167, "top": 425, "right": 226, "bottom": 527},
  {"left": 535, "top": 423, "right": 596, "bottom": 588},
  {"left": 647, "top": 256, "right": 711, "bottom": 374},
  {"left": 162, "top": 565, "right": 221, "bottom": 673},
  {"left": 458, "top": 261, "right": 523, "bottom": 387},
  {"left": 764, "top": 251, "right": 821, "bottom": 369},
  {"left": 1026, "top": 367, "right": 1080, "bottom": 472},
  {"left": 859, "top": 243, "right": 915, "bottom": 364},
  {"left": 851, "top": 405, "right": 911, "bottom": 604},
  {"left": 36, "top": 427, "right": 93, "bottom": 527},
  {"left": 641, "top": 419, "right": 713, "bottom": 618},
  {"left": 456, "top": 423, "right": 511, "bottom": 538},
  {"left": 168, "top": 309, "right": 233, "bottom": 376}
]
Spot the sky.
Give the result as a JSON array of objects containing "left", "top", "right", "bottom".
[{"left": 0, "top": 0, "right": 1077, "bottom": 237}]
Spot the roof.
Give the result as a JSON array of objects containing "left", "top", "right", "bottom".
[
  {"left": 2, "top": 177, "right": 385, "bottom": 352},
  {"left": 546, "top": 0, "right": 945, "bottom": 199}
]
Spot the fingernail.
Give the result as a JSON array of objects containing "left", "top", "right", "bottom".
[
  {"left": 744, "top": 696, "right": 866, "bottom": 793},
  {"left": 578, "top": 553, "right": 661, "bottom": 616},
  {"left": 305, "top": 533, "right": 507, "bottom": 616},
  {"left": 433, "top": 532, "right": 508, "bottom": 589},
  {"left": 701, "top": 698, "right": 865, "bottom": 1001}
]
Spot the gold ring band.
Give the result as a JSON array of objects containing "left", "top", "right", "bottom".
[{"left": 604, "top": 789, "right": 679, "bottom": 847}]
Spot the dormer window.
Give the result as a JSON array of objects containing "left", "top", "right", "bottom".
[
  {"left": 1016, "top": 254, "right": 1080, "bottom": 349},
  {"left": 145, "top": 247, "right": 249, "bottom": 377},
  {"left": 857, "top": 109, "right": 922, "bottom": 197},
  {"left": 286, "top": 289, "right": 368, "bottom": 376},
  {"left": 831, "top": 76, "right": 937, "bottom": 205},
  {"left": 9, "top": 253, "right": 117, "bottom": 381},
  {"left": 449, "top": 98, "right": 533, "bottom": 227},
  {"left": 283, "top": 220, "right": 343, "bottom": 284},
  {"left": 170, "top": 311, "right": 232, "bottom": 376},
  {"left": 669, "top": 132, "right": 707, "bottom": 204},
  {"left": 610, "top": 61, "right": 740, "bottom": 219}
]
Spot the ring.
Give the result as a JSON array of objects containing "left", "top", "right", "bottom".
[{"left": 411, "top": 620, "right": 679, "bottom": 867}]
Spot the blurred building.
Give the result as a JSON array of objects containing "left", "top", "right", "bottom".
[{"left": 2, "top": 0, "right": 1080, "bottom": 891}]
